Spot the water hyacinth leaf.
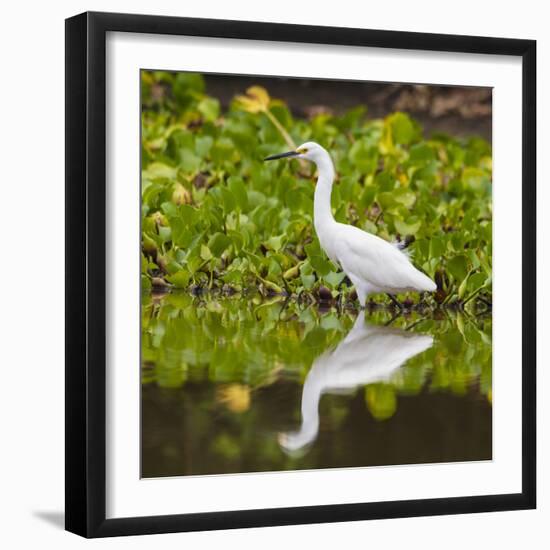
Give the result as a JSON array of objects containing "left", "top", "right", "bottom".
[
  {"left": 320, "top": 313, "right": 342, "bottom": 331},
  {"left": 265, "top": 235, "right": 284, "bottom": 252},
  {"left": 467, "top": 271, "right": 488, "bottom": 293},
  {"left": 173, "top": 72, "right": 205, "bottom": 108},
  {"left": 179, "top": 204, "right": 200, "bottom": 226},
  {"left": 301, "top": 273, "right": 316, "bottom": 290},
  {"left": 409, "top": 142, "right": 436, "bottom": 164},
  {"left": 158, "top": 226, "right": 172, "bottom": 244},
  {"left": 447, "top": 254, "right": 469, "bottom": 282},
  {"left": 179, "top": 149, "right": 201, "bottom": 173},
  {"left": 377, "top": 192, "right": 398, "bottom": 210},
  {"left": 299, "top": 261, "right": 315, "bottom": 289},
  {"left": 390, "top": 113, "right": 416, "bottom": 145},
  {"left": 167, "top": 129, "right": 194, "bottom": 158},
  {"left": 362, "top": 218, "right": 378, "bottom": 234},
  {"left": 383, "top": 112, "right": 419, "bottom": 150},
  {"left": 450, "top": 232, "right": 464, "bottom": 252},
  {"left": 415, "top": 238, "right": 429, "bottom": 259},
  {"left": 141, "top": 253, "right": 149, "bottom": 273},
  {"left": 198, "top": 97, "right": 220, "bottom": 122},
  {"left": 211, "top": 137, "right": 237, "bottom": 163},
  {"left": 208, "top": 233, "right": 232, "bottom": 256},
  {"left": 195, "top": 135, "right": 214, "bottom": 158},
  {"left": 300, "top": 260, "right": 313, "bottom": 276},
  {"left": 310, "top": 255, "right": 332, "bottom": 276},
  {"left": 164, "top": 258, "right": 184, "bottom": 275},
  {"left": 394, "top": 217, "right": 422, "bottom": 236},
  {"left": 171, "top": 221, "right": 193, "bottom": 249},
  {"left": 430, "top": 236, "right": 446, "bottom": 259},
  {"left": 467, "top": 249, "right": 481, "bottom": 269},
  {"left": 335, "top": 105, "right": 366, "bottom": 130},
  {"left": 374, "top": 171, "right": 396, "bottom": 192},
  {"left": 304, "top": 240, "right": 322, "bottom": 258},
  {"left": 338, "top": 175, "right": 356, "bottom": 201},
  {"left": 228, "top": 176, "right": 249, "bottom": 211},
  {"left": 161, "top": 201, "right": 178, "bottom": 218},
  {"left": 348, "top": 139, "right": 378, "bottom": 173},
  {"left": 324, "top": 270, "right": 346, "bottom": 288},
  {"left": 268, "top": 257, "right": 282, "bottom": 278},
  {"left": 222, "top": 269, "right": 243, "bottom": 284},
  {"left": 166, "top": 270, "right": 191, "bottom": 288},
  {"left": 465, "top": 136, "right": 492, "bottom": 166},
  {"left": 219, "top": 187, "right": 237, "bottom": 213},
  {"left": 141, "top": 274, "right": 152, "bottom": 291},
  {"left": 462, "top": 166, "right": 490, "bottom": 192},
  {"left": 227, "top": 230, "right": 244, "bottom": 252},
  {"left": 142, "top": 232, "right": 158, "bottom": 255},
  {"left": 462, "top": 207, "right": 480, "bottom": 231},
  {"left": 142, "top": 162, "right": 177, "bottom": 180},
  {"left": 359, "top": 185, "right": 377, "bottom": 209},
  {"left": 200, "top": 244, "right": 213, "bottom": 261},
  {"left": 458, "top": 270, "right": 473, "bottom": 300},
  {"left": 393, "top": 188, "right": 416, "bottom": 208}
]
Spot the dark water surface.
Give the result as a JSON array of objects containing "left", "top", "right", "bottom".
[{"left": 141, "top": 293, "right": 492, "bottom": 478}]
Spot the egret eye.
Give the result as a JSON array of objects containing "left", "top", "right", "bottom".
[{"left": 297, "top": 147, "right": 308, "bottom": 154}]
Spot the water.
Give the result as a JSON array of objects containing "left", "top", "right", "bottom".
[{"left": 141, "top": 292, "right": 492, "bottom": 478}]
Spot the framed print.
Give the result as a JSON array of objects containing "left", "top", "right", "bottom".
[{"left": 65, "top": 11, "right": 536, "bottom": 538}]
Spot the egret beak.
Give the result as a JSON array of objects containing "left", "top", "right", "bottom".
[{"left": 264, "top": 150, "right": 299, "bottom": 161}]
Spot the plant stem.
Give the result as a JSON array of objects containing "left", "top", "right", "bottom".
[{"left": 264, "top": 109, "right": 296, "bottom": 150}]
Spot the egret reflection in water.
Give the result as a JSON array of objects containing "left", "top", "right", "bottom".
[
  {"left": 278, "top": 313, "right": 434, "bottom": 453},
  {"left": 142, "top": 294, "right": 492, "bottom": 477}
]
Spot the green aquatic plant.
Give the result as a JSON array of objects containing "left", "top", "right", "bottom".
[
  {"left": 141, "top": 294, "right": 492, "bottom": 476},
  {"left": 142, "top": 293, "right": 492, "bottom": 404},
  {"left": 141, "top": 71, "right": 492, "bottom": 308}
]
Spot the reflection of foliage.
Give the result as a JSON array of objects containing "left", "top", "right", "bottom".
[
  {"left": 216, "top": 384, "right": 251, "bottom": 413},
  {"left": 366, "top": 384, "right": 398, "bottom": 420},
  {"left": 142, "top": 294, "right": 492, "bottom": 476},
  {"left": 142, "top": 293, "right": 492, "bottom": 410},
  {"left": 141, "top": 71, "right": 492, "bottom": 307}
]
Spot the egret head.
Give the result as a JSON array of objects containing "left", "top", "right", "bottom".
[{"left": 264, "top": 141, "right": 326, "bottom": 164}]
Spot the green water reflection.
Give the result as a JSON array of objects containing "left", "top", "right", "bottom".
[{"left": 141, "top": 293, "right": 492, "bottom": 477}]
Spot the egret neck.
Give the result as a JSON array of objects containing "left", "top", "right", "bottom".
[{"left": 312, "top": 148, "right": 338, "bottom": 259}]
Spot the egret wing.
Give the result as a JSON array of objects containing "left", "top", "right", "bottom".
[{"left": 335, "top": 224, "right": 434, "bottom": 291}]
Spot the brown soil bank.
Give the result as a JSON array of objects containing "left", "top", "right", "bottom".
[{"left": 204, "top": 75, "right": 492, "bottom": 143}]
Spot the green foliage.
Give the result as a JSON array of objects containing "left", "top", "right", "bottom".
[
  {"left": 141, "top": 71, "right": 492, "bottom": 307},
  {"left": 142, "top": 293, "right": 492, "bottom": 405}
]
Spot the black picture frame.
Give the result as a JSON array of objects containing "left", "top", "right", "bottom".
[{"left": 65, "top": 11, "right": 536, "bottom": 538}]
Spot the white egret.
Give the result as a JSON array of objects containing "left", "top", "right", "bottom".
[
  {"left": 278, "top": 313, "right": 433, "bottom": 452},
  {"left": 265, "top": 142, "right": 436, "bottom": 306}
]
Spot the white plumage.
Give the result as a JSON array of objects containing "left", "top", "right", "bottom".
[
  {"left": 324, "top": 223, "right": 436, "bottom": 306},
  {"left": 265, "top": 141, "right": 437, "bottom": 306}
]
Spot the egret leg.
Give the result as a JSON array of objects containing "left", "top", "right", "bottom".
[
  {"left": 384, "top": 312, "right": 400, "bottom": 327},
  {"left": 386, "top": 293, "right": 404, "bottom": 310},
  {"left": 347, "top": 274, "right": 368, "bottom": 308},
  {"left": 405, "top": 317, "right": 427, "bottom": 331},
  {"left": 358, "top": 283, "right": 378, "bottom": 309},
  {"left": 357, "top": 287, "right": 368, "bottom": 309}
]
